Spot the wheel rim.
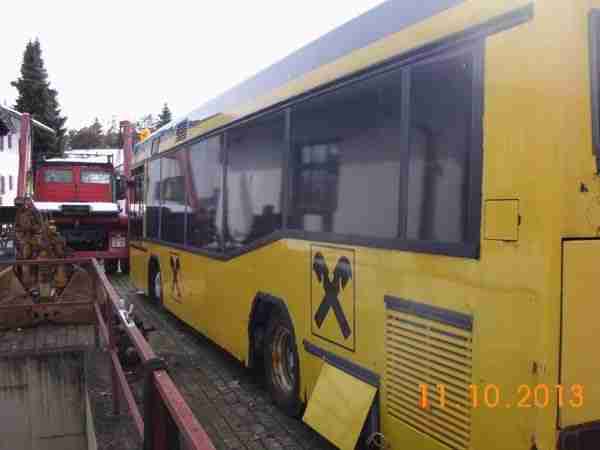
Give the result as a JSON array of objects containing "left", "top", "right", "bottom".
[
  {"left": 154, "top": 271, "right": 161, "bottom": 302},
  {"left": 271, "top": 325, "right": 296, "bottom": 395}
]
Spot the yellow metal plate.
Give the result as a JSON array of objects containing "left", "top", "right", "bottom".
[
  {"left": 561, "top": 240, "right": 600, "bottom": 427},
  {"left": 303, "top": 362, "right": 377, "bottom": 450},
  {"left": 484, "top": 199, "right": 519, "bottom": 241}
]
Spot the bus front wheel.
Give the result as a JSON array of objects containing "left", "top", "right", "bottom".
[
  {"left": 264, "top": 308, "right": 303, "bottom": 417},
  {"left": 148, "top": 260, "right": 162, "bottom": 305},
  {"left": 120, "top": 258, "right": 130, "bottom": 274},
  {"left": 104, "top": 259, "right": 118, "bottom": 275}
]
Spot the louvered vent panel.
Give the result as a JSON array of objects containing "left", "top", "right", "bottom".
[
  {"left": 384, "top": 296, "right": 473, "bottom": 450},
  {"left": 175, "top": 120, "right": 188, "bottom": 142}
]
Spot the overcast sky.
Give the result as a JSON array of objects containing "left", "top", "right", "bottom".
[{"left": 1, "top": 1, "right": 386, "bottom": 130}]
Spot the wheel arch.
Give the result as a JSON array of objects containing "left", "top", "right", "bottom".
[
  {"left": 147, "top": 254, "right": 161, "bottom": 299},
  {"left": 248, "top": 292, "right": 296, "bottom": 370}
]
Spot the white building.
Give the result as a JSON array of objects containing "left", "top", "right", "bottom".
[{"left": 0, "top": 106, "right": 55, "bottom": 206}]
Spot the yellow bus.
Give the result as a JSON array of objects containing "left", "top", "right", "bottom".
[{"left": 127, "top": 1, "right": 600, "bottom": 449}]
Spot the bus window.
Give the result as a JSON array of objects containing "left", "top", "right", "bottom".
[
  {"left": 146, "top": 158, "right": 161, "bottom": 240},
  {"left": 225, "top": 113, "right": 284, "bottom": 249},
  {"left": 130, "top": 166, "right": 145, "bottom": 241},
  {"left": 406, "top": 50, "right": 475, "bottom": 244},
  {"left": 187, "top": 135, "right": 224, "bottom": 251},
  {"left": 160, "top": 150, "right": 187, "bottom": 245},
  {"left": 289, "top": 67, "right": 404, "bottom": 239}
]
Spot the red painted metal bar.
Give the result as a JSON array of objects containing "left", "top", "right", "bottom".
[
  {"left": 122, "top": 122, "right": 132, "bottom": 215},
  {"left": 109, "top": 349, "right": 144, "bottom": 437},
  {"left": 94, "top": 303, "right": 110, "bottom": 345},
  {"left": 90, "top": 258, "right": 216, "bottom": 450},
  {"left": 153, "top": 371, "right": 216, "bottom": 450},
  {"left": 17, "top": 113, "right": 30, "bottom": 197},
  {"left": 91, "top": 258, "right": 156, "bottom": 362},
  {"left": 108, "top": 307, "right": 121, "bottom": 416}
]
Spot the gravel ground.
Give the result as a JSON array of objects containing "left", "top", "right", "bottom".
[{"left": 89, "top": 274, "right": 335, "bottom": 450}]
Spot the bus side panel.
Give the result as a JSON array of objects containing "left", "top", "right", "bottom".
[
  {"left": 561, "top": 240, "right": 600, "bottom": 427},
  {"left": 129, "top": 242, "right": 149, "bottom": 295}
]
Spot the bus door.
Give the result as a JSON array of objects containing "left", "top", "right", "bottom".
[{"left": 560, "top": 240, "right": 600, "bottom": 427}]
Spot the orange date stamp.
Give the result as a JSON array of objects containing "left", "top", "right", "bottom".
[{"left": 418, "top": 384, "right": 584, "bottom": 410}]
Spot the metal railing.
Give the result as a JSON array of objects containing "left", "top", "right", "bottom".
[
  {"left": 0, "top": 257, "right": 215, "bottom": 450},
  {"left": 91, "top": 258, "right": 216, "bottom": 450}
]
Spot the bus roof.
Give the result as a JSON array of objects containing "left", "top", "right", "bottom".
[{"left": 138, "top": 0, "right": 462, "bottom": 149}]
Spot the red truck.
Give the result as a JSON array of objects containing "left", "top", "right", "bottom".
[{"left": 32, "top": 152, "right": 129, "bottom": 274}]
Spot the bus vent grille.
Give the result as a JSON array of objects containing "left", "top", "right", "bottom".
[
  {"left": 175, "top": 120, "right": 188, "bottom": 142},
  {"left": 384, "top": 296, "right": 473, "bottom": 450}
]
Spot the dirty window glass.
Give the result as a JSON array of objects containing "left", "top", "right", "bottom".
[
  {"left": 187, "top": 135, "right": 224, "bottom": 251},
  {"left": 129, "top": 166, "right": 144, "bottom": 241},
  {"left": 160, "top": 150, "right": 187, "bottom": 245},
  {"left": 406, "top": 51, "right": 474, "bottom": 244},
  {"left": 225, "top": 113, "right": 284, "bottom": 250},
  {"left": 44, "top": 169, "right": 73, "bottom": 183},
  {"left": 289, "top": 67, "right": 404, "bottom": 238},
  {"left": 81, "top": 170, "right": 111, "bottom": 184},
  {"left": 146, "top": 158, "right": 161, "bottom": 240}
]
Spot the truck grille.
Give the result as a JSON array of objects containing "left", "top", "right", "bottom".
[
  {"left": 57, "top": 224, "right": 108, "bottom": 251},
  {"left": 384, "top": 296, "right": 473, "bottom": 450}
]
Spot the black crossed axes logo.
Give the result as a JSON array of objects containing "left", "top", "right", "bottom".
[
  {"left": 312, "top": 252, "right": 352, "bottom": 339},
  {"left": 170, "top": 254, "right": 182, "bottom": 300}
]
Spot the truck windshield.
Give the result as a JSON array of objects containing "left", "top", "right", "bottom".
[
  {"left": 44, "top": 169, "right": 73, "bottom": 183},
  {"left": 81, "top": 170, "right": 111, "bottom": 184}
]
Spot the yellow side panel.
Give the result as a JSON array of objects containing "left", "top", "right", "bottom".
[
  {"left": 561, "top": 240, "right": 600, "bottom": 427},
  {"left": 303, "top": 362, "right": 376, "bottom": 450},
  {"left": 129, "top": 242, "right": 149, "bottom": 294},
  {"left": 484, "top": 199, "right": 519, "bottom": 241}
]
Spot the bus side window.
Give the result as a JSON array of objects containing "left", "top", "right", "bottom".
[
  {"left": 130, "top": 166, "right": 145, "bottom": 241},
  {"left": 159, "top": 150, "right": 187, "bottom": 246},
  {"left": 186, "top": 136, "right": 224, "bottom": 252},
  {"left": 406, "top": 51, "right": 474, "bottom": 244},
  {"left": 225, "top": 113, "right": 285, "bottom": 250},
  {"left": 289, "top": 64, "right": 404, "bottom": 239},
  {"left": 146, "top": 159, "right": 161, "bottom": 240}
]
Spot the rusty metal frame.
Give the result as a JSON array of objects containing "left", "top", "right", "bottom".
[
  {"left": 1, "top": 257, "right": 215, "bottom": 450},
  {"left": 90, "top": 258, "right": 215, "bottom": 450}
]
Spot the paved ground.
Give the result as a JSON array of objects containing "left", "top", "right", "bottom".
[{"left": 102, "top": 274, "right": 336, "bottom": 450}]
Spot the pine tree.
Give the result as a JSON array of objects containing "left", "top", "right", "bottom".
[
  {"left": 67, "top": 118, "right": 104, "bottom": 149},
  {"left": 157, "top": 103, "right": 172, "bottom": 128},
  {"left": 11, "top": 39, "right": 67, "bottom": 158}
]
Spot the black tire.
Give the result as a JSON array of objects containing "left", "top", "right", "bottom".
[
  {"left": 148, "top": 260, "right": 162, "bottom": 305},
  {"left": 104, "top": 259, "right": 118, "bottom": 275},
  {"left": 263, "top": 308, "right": 303, "bottom": 417},
  {"left": 119, "top": 258, "right": 130, "bottom": 274}
]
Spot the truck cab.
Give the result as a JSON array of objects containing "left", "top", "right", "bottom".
[{"left": 33, "top": 152, "right": 128, "bottom": 274}]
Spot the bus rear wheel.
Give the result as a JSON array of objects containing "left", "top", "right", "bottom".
[{"left": 264, "top": 309, "right": 303, "bottom": 417}]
